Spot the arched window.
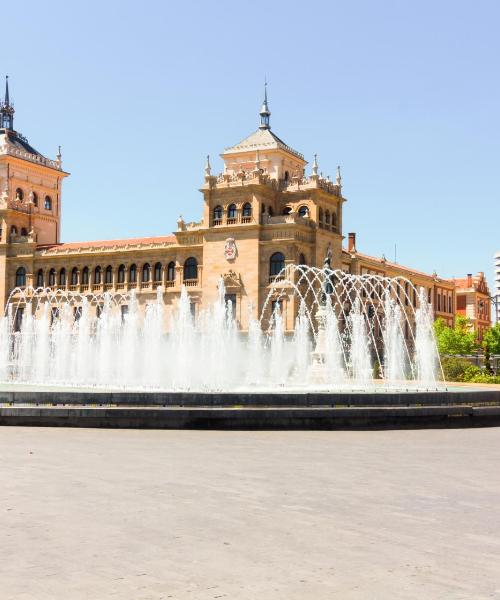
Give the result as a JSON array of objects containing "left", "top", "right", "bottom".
[
  {"left": 318, "top": 208, "right": 324, "bottom": 226},
  {"left": 282, "top": 206, "right": 292, "bottom": 215},
  {"left": 184, "top": 257, "right": 198, "bottom": 280},
  {"left": 142, "top": 263, "right": 151, "bottom": 283},
  {"left": 227, "top": 204, "right": 237, "bottom": 219},
  {"left": 59, "top": 268, "right": 66, "bottom": 286},
  {"left": 81, "top": 267, "right": 89, "bottom": 285},
  {"left": 213, "top": 205, "right": 223, "bottom": 221},
  {"left": 332, "top": 211, "right": 338, "bottom": 230},
  {"left": 284, "top": 170, "right": 289, "bottom": 181},
  {"left": 299, "top": 253, "right": 307, "bottom": 266},
  {"left": 325, "top": 210, "right": 331, "bottom": 226},
  {"left": 31, "top": 192, "right": 38, "bottom": 207},
  {"left": 105, "top": 265, "right": 113, "bottom": 284},
  {"left": 20, "top": 228, "right": 28, "bottom": 237},
  {"left": 270, "top": 252, "right": 285, "bottom": 277},
  {"left": 268, "top": 206, "right": 274, "bottom": 217},
  {"left": 71, "top": 267, "right": 78, "bottom": 286},
  {"left": 94, "top": 266, "right": 102, "bottom": 285},
  {"left": 36, "top": 269, "right": 44, "bottom": 288},
  {"left": 154, "top": 262, "right": 162, "bottom": 282},
  {"left": 242, "top": 202, "right": 252, "bottom": 217},
  {"left": 15, "top": 188, "right": 24, "bottom": 201},
  {"left": 298, "top": 205, "right": 309, "bottom": 218},
  {"left": 44, "top": 195, "right": 52, "bottom": 210},
  {"left": 15, "top": 267, "right": 26, "bottom": 287},
  {"left": 48, "top": 268, "right": 56, "bottom": 286},
  {"left": 167, "top": 261, "right": 175, "bottom": 281},
  {"left": 129, "top": 264, "right": 137, "bottom": 283},
  {"left": 10, "top": 225, "right": 17, "bottom": 235},
  {"left": 118, "top": 264, "right": 125, "bottom": 284}
]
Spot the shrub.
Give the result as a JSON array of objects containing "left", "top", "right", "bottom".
[{"left": 440, "top": 356, "right": 474, "bottom": 381}]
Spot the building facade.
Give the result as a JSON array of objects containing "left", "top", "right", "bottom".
[
  {"left": 454, "top": 272, "right": 492, "bottom": 343},
  {"left": 495, "top": 252, "right": 500, "bottom": 324},
  {"left": 1, "top": 80, "right": 457, "bottom": 332}
]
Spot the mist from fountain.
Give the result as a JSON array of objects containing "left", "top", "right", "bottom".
[{"left": 0, "top": 267, "right": 445, "bottom": 392}]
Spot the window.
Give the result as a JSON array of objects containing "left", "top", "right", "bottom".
[
  {"left": 118, "top": 264, "right": 125, "bottom": 284},
  {"left": 36, "top": 269, "right": 44, "bottom": 288},
  {"left": 270, "top": 252, "right": 285, "bottom": 277},
  {"left": 105, "top": 265, "right": 113, "bottom": 284},
  {"left": 154, "top": 262, "right": 162, "bottom": 282},
  {"left": 332, "top": 212, "right": 338, "bottom": 230},
  {"left": 404, "top": 282, "right": 409, "bottom": 306},
  {"left": 10, "top": 225, "right": 17, "bottom": 236},
  {"left": 242, "top": 202, "right": 252, "bottom": 217},
  {"left": 14, "top": 307, "right": 24, "bottom": 332},
  {"left": 167, "top": 261, "right": 175, "bottom": 281},
  {"left": 15, "top": 188, "right": 24, "bottom": 201},
  {"left": 129, "top": 264, "right": 137, "bottom": 283},
  {"left": 318, "top": 208, "right": 324, "bottom": 226},
  {"left": 413, "top": 288, "right": 417, "bottom": 307},
  {"left": 282, "top": 206, "right": 292, "bottom": 215},
  {"left": 284, "top": 170, "right": 289, "bottom": 181},
  {"left": 298, "top": 205, "right": 309, "bottom": 218},
  {"left": 44, "top": 195, "right": 52, "bottom": 210},
  {"left": 227, "top": 204, "right": 237, "bottom": 219},
  {"left": 59, "top": 268, "right": 66, "bottom": 287},
  {"left": 268, "top": 206, "right": 274, "bottom": 217},
  {"left": 20, "top": 228, "right": 28, "bottom": 237},
  {"left": 325, "top": 210, "right": 331, "bottom": 226},
  {"left": 94, "top": 266, "right": 102, "bottom": 285},
  {"left": 32, "top": 192, "right": 38, "bottom": 207},
  {"left": 448, "top": 296, "right": 452, "bottom": 313},
  {"left": 48, "top": 268, "right": 56, "bottom": 286},
  {"left": 71, "top": 267, "right": 78, "bottom": 286},
  {"left": 437, "top": 294, "right": 441, "bottom": 311},
  {"left": 271, "top": 300, "right": 283, "bottom": 314},
  {"left": 298, "top": 253, "right": 307, "bottom": 266},
  {"left": 184, "top": 257, "right": 198, "bottom": 280},
  {"left": 120, "top": 305, "right": 129, "bottom": 322},
  {"left": 15, "top": 267, "right": 26, "bottom": 287},
  {"left": 225, "top": 293, "right": 237, "bottom": 317},
  {"left": 81, "top": 267, "right": 89, "bottom": 285},
  {"left": 213, "top": 205, "right": 223, "bottom": 221},
  {"left": 261, "top": 203, "right": 266, "bottom": 214},
  {"left": 142, "top": 263, "right": 151, "bottom": 282},
  {"left": 428, "top": 288, "right": 432, "bottom": 303}
]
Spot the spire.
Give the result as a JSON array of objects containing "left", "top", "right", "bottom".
[
  {"left": 0, "top": 75, "right": 14, "bottom": 130},
  {"left": 259, "top": 80, "right": 271, "bottom": 130},
  {"left": 311, "top": 154, "right": 319, "bottom": 178},
  {"left": 336, "top": 165, "right": 342, "bottom": 186},
  {"left": 204, "top": 154, "right": 211, "bottom": 178}
]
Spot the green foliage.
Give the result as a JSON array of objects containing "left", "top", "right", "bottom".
[
  {"left": 434, "top": 316, "right": 476, "bottom": 356},
  {"left": 440, "top": 356, "right": 500, "bottom": 383},
  {"left": 440, "top": 356, "right": 475, "bottom": 381},
  {"left": 483, "top": 323, "right": 500, "bottom": 355}
]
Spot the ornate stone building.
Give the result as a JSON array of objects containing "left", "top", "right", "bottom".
[
  {"left": 1, "top": 79, "right": 456, "bottom": 330},
  {"left": 454, "top": 272, "right": 492, "bottom": 343}
]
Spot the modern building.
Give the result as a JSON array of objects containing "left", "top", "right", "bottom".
[
  {"left": 0, "top": 79, "right": 457, "bottom": 332},
  {"left": 454, "top": 272, "right": 492, "bottom": 343}
]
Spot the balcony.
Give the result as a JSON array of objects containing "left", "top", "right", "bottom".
[{"left": 184, "top": 279, "right": 198, "bottom": 287}]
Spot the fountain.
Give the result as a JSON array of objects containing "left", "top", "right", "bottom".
[{"left": 0, "top": 257, "right": 445, "bottom": 393}]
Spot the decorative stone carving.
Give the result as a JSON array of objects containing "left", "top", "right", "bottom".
[{"left": 224, "top": 237, "right": 237, "bottom": 261}]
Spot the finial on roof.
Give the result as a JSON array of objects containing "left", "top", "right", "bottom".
[
  {"left": 336, "top": 165, "right": 342, "bottom": 186},
  {"left": 0, "top": 75, "right": 14, "bottom": 130},
  {"left": 56, "top": 145, "right": 62, "bottom": 168},
  {"left": 312, "top": 154, "right": 319, "bottom": 177},
  {"left": 204, "top": 154, "right": 211, "bottom": 177},
  {"left": 259, "top": 79, "right": 271, "bottom": 130}
]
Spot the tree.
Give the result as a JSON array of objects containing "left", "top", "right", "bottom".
[
  {"left": 433, "top": 316, "right": 476, "bottom": 355},
  {"left": 482, "top": 323, "right": 500, "bottom": 372}
]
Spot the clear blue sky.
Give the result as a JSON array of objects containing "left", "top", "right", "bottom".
[{"left": 4, "top": 0, "right": 499, "bottom": 285}]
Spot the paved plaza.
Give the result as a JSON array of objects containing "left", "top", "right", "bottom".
[{"left": 1, "top": 427, "right": 500, "bottom": 599}]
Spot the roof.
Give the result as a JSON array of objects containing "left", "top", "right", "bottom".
[
  {"left": 342, "top": 248, "right": 451, "bottom": 283},
  {"left": 223, "top": 128, "right": 305, "bottom": 161},
  {"left": 37, "top": 235, "right": 177, "bottom": 254},
  {"left": 454, "top": 274, "right": 490, "bottom": 294}
]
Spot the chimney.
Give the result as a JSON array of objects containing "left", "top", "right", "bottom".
[
  {"left": 467, "top": 273, "right": 472, "bottom": 287},
  {"left": 348, "top": 232, "right": 356, "bottom": 253}
]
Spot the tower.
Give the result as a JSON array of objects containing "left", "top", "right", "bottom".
[{"left": 0, "top": 77, "right": 69, "bottom": 311}]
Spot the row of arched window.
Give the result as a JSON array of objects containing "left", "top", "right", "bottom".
[
  {"left": 213, "top": 203, "right": 252, "bottom": 223},
  {"left": 10, "top": 226, "right": 28, "bottom": 237},
  {"left": 318, "top": 208, "right": 338, "bottom": 230},
  {"left": 15, "top": 188, "right": 53, "bottom": 210},
  {"left": 15, "top": 258, "right": 199, "bottom": 289}
]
